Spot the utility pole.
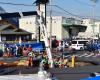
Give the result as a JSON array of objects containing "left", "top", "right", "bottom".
[
  {"left": 35, "top": 2, "right": 41, "bottom": 42},
  {"left": 35, "top": 0, "right": 49, "bottom": 42},
  {"left": 49, "top": 0, "right": 52, "bottom": 50},
  {"left": 99, "top": 24, "right": 100, "bottom": 38},
  {"left": 35, "top": 0, "right": 53, "bottom": 68},
  {"left": 92, "top": 1, "right": 96, "bottom": 38}
]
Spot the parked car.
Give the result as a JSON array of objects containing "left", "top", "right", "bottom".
[{"left": 71, "top": 39, "right": 89, "bottom": 50}]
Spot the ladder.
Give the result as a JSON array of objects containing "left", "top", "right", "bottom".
[{"left": 36, "top": 11, "right": 53, "bottom": 68}]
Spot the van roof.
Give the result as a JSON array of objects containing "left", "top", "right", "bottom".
[{"left": 72, "top": 39, "right": 89, "bottom": 41}]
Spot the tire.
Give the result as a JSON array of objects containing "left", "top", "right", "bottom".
[{"left": 80, "top": 47, "right": 84, "bottom": 51}]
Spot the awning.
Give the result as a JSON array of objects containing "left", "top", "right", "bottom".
[{"left": 62, "top": 24, "right": 86, "bottom": 27}]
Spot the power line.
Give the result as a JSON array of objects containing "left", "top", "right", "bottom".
[
  {"left": 51, "top": 5, "right": 83, "bottom": 19},
  {"left": 0, "top": 1, "right": 35, "bottom": 6},
  {"left": 73, "top": 0, "right": 92, "bottom": 7},
  {"left": 0, "top": 1, "right": 91, "bottom": 19},
  {"left": 0, "top": 1, "right": 99, "bottom": 20},
  {"left": 47, "top": 10, "right": 69, "bottom": 15},
  {"left": 0, "top": 1, "right": 84, "bottom": 19}
]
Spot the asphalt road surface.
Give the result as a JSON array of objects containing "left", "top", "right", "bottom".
[
  {"left": 1, "top": 66, "right": 100, "bottom": 80},
  {"left": 0, "top": 51, "right": 100, "bottom": 80}
]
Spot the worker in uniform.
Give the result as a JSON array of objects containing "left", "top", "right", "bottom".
[
  {"left": 42, "top": 53, "right": 49, "bottom": 70},
  {"left": 28, "top": 51, "right": 34, "bottom": 67}
]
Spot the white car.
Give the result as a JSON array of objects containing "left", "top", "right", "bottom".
[{"left": 71, "top": 40, "right": 89, "bottom": 50}]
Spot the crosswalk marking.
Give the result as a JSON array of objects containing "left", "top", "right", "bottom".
[
  {"left": 64, "top": 55, "right": 71, "bottom": 58},
  {"left": 78, "top": 53, "right": 88, "bottom": 57},
  {"left": 93, "top": 54, "right": 100, "bottom": 57},
  {"left": 64, "top": 53, "right": 100, "bottom": 58},
  {"left": 54, "top": 52, "right": 100, "bottom": 58},
  {"left": 85, "top": 53, "right": 94, "bottom": 57}
]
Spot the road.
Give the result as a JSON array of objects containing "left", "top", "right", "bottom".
[
  {"left": 53, "top": 50, "right": 100, "bottom": 58},
  {"left": 0, "top": 51, "right": 100, "bottom": 80},
  {"left": 49, "top": 65, "right": 100, "bottom": 80},
  {"left": 1, "top": 66, "right": 100, "bottom": 80}
]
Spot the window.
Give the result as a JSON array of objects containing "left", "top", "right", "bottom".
[
  {"left": 72, "top": 41, "right": 77, "bottom": 44},
  {"left": 2, "top": 37, "right": 6, "bottom": 41},
  {"left": 26, "top": 22, "right": 28, "bottom": 24},
  {"left": 79, "top": 28, "right": 83, "bottom": 32},
  {"left": 78, "top": 41, "right": 88, "bottom": 44}
]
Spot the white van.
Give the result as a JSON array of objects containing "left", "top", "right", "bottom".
[{"left": 71, "top": 40, "right": 89, "bottom": 50}]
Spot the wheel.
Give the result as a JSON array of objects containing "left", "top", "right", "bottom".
[{"left": 80, "top": 47, "right": 84, "bottom": 51}]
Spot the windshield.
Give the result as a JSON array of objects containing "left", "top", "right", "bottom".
[
  {"left": 72, "top": 41, "right": 77, "bottom": 44},
  {"left": 78, "top": 41, "right": 88, "bottom": 44}
]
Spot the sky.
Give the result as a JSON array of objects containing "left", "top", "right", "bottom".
[{"left": 0, "top": 0, "right": 100, "bottom": 19}]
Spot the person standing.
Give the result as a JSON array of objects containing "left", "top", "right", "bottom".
[
  {"left": 15, "top": 44, "right": 18, "bottom": 56},
  {"left": 28, "top": 45, "right": 32, "bottom": 52},
  {"left": 17, "top": 46, "right": 23, "bottom": 57}
]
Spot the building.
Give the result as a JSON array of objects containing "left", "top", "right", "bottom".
[
  {"left": 0, "top": 8, "right": 38, "bottom": 42},
  {"left": 61, "top": 17, "right": 86, "bottom": 39},
  {"left": 95, "top": 22, "right": 100, "bottom": 37},
  {"left": 47, "top": 17, "right": 87, "bottom": 40},
  {"left": 0, "top": 20, "right": 32, "bottom": 42},
  {"left": 80, "top": 18, "right": 100, "bottom": 39},
  {"left": 19, "top": 16, "right": 86, "bottom": 40},
  {"left": 19, "top": 16, "right": 36, "bottom": 39},
  {"left": 0, "top": 2, "right": 86, "bottom": 41},
  {"left": 46, "top": 16, "right": 63, "bottom": 40},
  {"left": 0, "top": 6, "right": 5, "bottom": 14}
]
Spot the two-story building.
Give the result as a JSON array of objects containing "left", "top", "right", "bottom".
[
  {"left": 0, "top": 20, "right": 32, "bottom": 42},
  {"left": 19, "top": 16, "right": 86, "bottom": 40}
]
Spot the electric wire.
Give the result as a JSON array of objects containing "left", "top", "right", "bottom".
[
  {"left": 51, "top": 5, "right": 83, "bottom": 19},
  {"left": 73, "top": 0, "right": 93, "bottom": 7},
  {"left": 0, "top": 1, "right": 97, "bottom": 19},
  {"left": 0, "top": 1, "right": 35, "bottom": 6},
  {"left": 0, "top": 1, "right": 83, "bottom": 19}
]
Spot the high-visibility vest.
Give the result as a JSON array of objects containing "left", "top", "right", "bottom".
[
  {"left": 28, "top": 52, "right": 34, "bottom": 57},
  {"left": 43, "top": 58, "right": 48, "bottom": 64}
]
